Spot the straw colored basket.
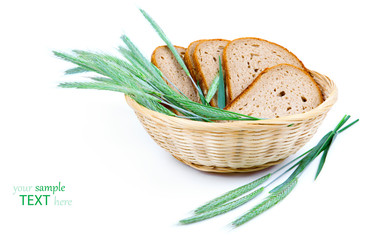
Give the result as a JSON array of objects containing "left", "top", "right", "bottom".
[{"left": 126, "top": 70, "right": 337, "bottom": 173}]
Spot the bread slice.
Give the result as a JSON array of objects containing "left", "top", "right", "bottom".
[
  {"left": 225, "top": 64, "right": 323, "bottom": 119},
  {"left": 193, "top": 39, "right": 230, "bottom": 107},
  {"left": 184, "top": 40, "right": 203, "bottom": 83},
  {"left": 223, "top": 37, "right": 306, "bottom": 102},
  {"left": 151, "top": 45, "right": 200, "bottom": 102}
]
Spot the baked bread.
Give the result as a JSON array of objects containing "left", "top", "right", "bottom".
[
  {"left": 225, "top": 64, "right": 323, "bottom": 119},
  {"left": 193, "top": 39, "right": 229, "bottom": 107},
  {"left": 223, "top": 37, "right": 305, "bottom": 102},
  {"left": 151, "top": 45, "right": 200, "bottom": 102},
  {"left": 184, "top": 40, "right": 203, "bottom": 83}
]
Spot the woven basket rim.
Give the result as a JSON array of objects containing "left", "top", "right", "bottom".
[{"left": 126, "top": 70, "right": 337, "bottom": 129}]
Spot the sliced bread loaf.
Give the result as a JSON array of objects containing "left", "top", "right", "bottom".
[
  {"left": 193, "top": 39, "right": 230, "bottom": 107},
  {"left": 151, "top": 45, "right": 200, "bottom": 102},
  {"left": 225, "top": 64, "right": 323, "bottom": 119},
  {"left": 223, "top": 37, "right": 305, "bottom": 102}
]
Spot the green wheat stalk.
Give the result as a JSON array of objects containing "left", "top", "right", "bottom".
[
  {"left": 194, "top": 174, "right": 271, "bottom": 214},
  {"left": 179, "top": 116, "right": 359, "bottom": 227},
  {"left": 231, "top": 178, "right": 298, "bottom": 227},
  {"left": 180, "top": 187, "right": 264, "bottom": 224},
  {"left": 139, "top": 8, "right": 208, "bottom": 105}
]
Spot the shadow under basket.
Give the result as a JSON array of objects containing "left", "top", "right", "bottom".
[{"left": 126, "top": 70, "right": 337, "bottom": 173}]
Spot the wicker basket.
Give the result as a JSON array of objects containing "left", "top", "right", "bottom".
[{"left": 126, "top": 70, "right": 337, "bottom": 173}]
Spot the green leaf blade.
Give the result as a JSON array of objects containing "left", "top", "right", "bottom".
[
  {"left": 217, "top": 56, "right": 226, "bottom": 109},
  {"left": 270, "top": 131, "right": 333, "bottom": 193},
  {"left": 205, "top": 74, "right": 220, "bottom": 103}
]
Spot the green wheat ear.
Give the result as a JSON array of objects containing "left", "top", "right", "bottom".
[
  {"left": 194, "top": 174, "right": 271, "bottom": 214},
  {"left": 139, "top": 8, "right": 208, "bottom": 105},
  {"left": 232, "top": 178, "right": 298, "bottom": 227},
  {"left": 180, "top": 187, "right": 264, "bottom": 225}
]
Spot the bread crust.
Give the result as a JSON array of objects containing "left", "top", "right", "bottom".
[
  {"left": 225, "top": 63, "right": 323, "bottom": 112},
  {"left": 223, "top": 37, "right": 307, "bottom": 103},
  {"left": 151, "top": 45, "right": 186, "bottom": 65},
  {"left": 193, "top": 39, "right": 230, "bottom": 106},
  {"left": 184, "top": 40, "right": 203, "bottom": 81}
]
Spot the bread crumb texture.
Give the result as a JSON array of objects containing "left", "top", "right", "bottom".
[
  {"left": 226, "top": 64, "right": 323, "bottom": 119},
  {"left": 224, "top": 38, "right": 304, "bottom": 101},
  {"left": 152, "top": 46, "right": 200, "bottom": 102}
]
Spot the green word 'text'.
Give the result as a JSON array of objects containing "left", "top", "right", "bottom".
[{"left": 20, "top": 195, "right": 50, "bottom": 206}]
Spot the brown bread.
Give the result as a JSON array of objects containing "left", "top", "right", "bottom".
[
  {"left": 193, "top": 39, "right": 229, "bottom": 107},
  {"left": 151, "top": 45, "right": 200, "bottom": 102},
  {"left": 184, "top": 40, "right": 203, "bottom": 82},
  {"left": 223, "top": 37, "right": 305, "bottom": 102},
  {"left": 225, "top": 64, "right": 323, "bottom": 119}
]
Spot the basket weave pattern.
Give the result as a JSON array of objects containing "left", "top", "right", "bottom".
[{"left": 126, "top": 70, "right": 337, "bottom": 173}]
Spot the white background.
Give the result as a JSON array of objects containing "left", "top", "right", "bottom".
[{"left": 1, "top": 0, "right": 368, "bottom": 239}]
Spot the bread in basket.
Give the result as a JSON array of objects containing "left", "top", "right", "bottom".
[{"left": 126, "top": 70, "right": 337, "bottom": 173}]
